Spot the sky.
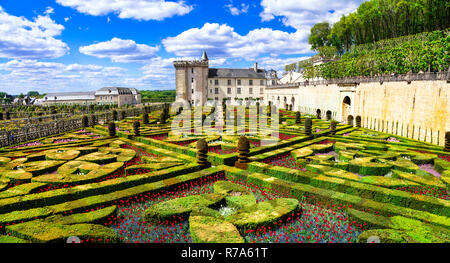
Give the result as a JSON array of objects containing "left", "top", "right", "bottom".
[{"left": 0, "top": 0, "right": 364, "bottom": 95}]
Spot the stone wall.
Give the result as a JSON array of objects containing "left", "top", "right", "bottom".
[
  {"left": 267, "top": 72, "right": 449, "bottom": 146},
  {"left": 355, "top": 80, "right": 449, "bottom": 146}
]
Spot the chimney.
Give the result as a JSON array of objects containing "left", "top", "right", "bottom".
[{"left": 254, "top": 62, "right": 258, "bottom": 72}]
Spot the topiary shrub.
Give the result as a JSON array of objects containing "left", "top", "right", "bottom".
[
  {"left": 5, "top": 111, "right": 10, "bottom": 120},
  {"left": 0, "top": 112, "right": 3, "bottom": 120},
  {"left": 89, "top": 115, "right": 96, "bottom": 127},
  {"left": 330, "top": 120, "right": 337, "bottom": 134},
  {"left": 347, "top": 115, "right": 354, "bottom": 126},
  {"left": 142, "top": 113, "right": 149, "bottom": 124},
  {"left": 120, "top": 111, "right": 126, "bottom": 120},
  {"left": 201, "top": 114, "right": 207, "bottom": 125},
  {"left": 112, "top": 110, "right": 118, "bottom": 121},
  {"left": 235, "top": 136, "right": 250, "bottom": 170},
  {"left": 196, "top": 139, "right": 210, "bottom": 167},
  {"left": 295, "top": 111, "right": 301, "bottom": 124},
  {"left": 326, "top": 111, "right": 332, "bottom": 120},
  {"left": 445, "top": 131, "right": 450, "bottom": 152},
  {"left": 356, "top": 116, "right": 362, "bottom": 127},
  {"left": 108, "top": 122, "right": 116, "bottom": 137},
  {"left": 305, "top": 118, "right": 312, "bottom": 135},
  {"left": 160, "top": 112, "right": 166, "bottom": 124},
  {"left": 133, "top": 121, "right": 140, "bottom": 136},
  {"left": 82, "top": 116, "right": 89, "bottom": 128}
]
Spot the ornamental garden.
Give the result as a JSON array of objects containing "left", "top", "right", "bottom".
[{"left": 0, "top": 105, "right": 448, "bottom": 243}]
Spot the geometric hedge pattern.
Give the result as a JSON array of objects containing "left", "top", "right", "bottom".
[{"left": 0, "top": 107, "right": 448, "bottom": 243}]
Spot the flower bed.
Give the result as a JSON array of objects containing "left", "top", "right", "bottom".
[{"left": 107, "top": 172, "right": 362, "bottom": 243}]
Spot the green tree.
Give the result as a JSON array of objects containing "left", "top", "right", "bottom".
[
  {"left": 27, "top": 91, "right": 40, "bottom": 97},
  {"left": 308, "top": 22, "right": 331, "bottom": 50},
  {"left": 284, "top": 63, "right": 297, "bottom": 72}
]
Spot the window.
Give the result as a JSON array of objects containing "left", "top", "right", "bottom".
[
  {"left": 209, "top": 80, "right": 212, "bottom": 84},
  {"left": 227, "top": 79, "right": 231, "bottom": 85},
  {"left": 260, "top": 80, "right": 264, "bottom": 85},
  {"left": 227, "top": 87, "right": 231, "bottom": 94},
  {"left": 237, "top": 79, "right": 241, "bottom": 85},
  {"left": 191, "top": 68, "right": 194, "bottom": 74},
  {"left": 214, "top": 79, "right": 219, "bottom": 85},
  {"left": 192, "top": 78, "right": 194, "bottom": 83},
  {"left": 249, "top": 80, "right": 253, "bottom": 86},
  {"left": 192, "top": 89, "right": 194, "bottom": 94},
  {"left": 249, "top": 88, "right": 253, "bottom": 94},
  {"left": 272, "top": 80, "right": 275, "bottom": 85},
  {"left": 210, "top": 89, "right": 212, "bottom": 94},
  {"left": 260, "top": 88, "right": 263, "bottom": 94},
  {"left": 237, "top": 88, "right": 241, "bottom": 94},
  {"left": 215, "top": 88, "right": 219, "bottom": 94},
  {"left": 110, "top": 96, "right": 112, "bottom": 101}
]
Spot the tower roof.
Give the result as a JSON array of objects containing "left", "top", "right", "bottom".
[{"left": 201, "top": 50, "right": 208, "bottom": 61}]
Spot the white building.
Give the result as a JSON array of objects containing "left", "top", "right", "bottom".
[{"left": 41, "top": 87, "right": 141, "bottom": 107}]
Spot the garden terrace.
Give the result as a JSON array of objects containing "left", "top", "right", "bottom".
[
  {"left": 0, "top": 104, "right": 165, "bottom": 148},
  {"left": 103, "top": 107, "right": 351, "bottom": 166},
  {"left": 0, "top": 106, "right": 448, "bottom": 243}
]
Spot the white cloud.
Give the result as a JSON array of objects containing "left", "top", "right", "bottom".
[
  {"left": 225, "top": 3, "right": 249, "bottom": 16},
  {"left": 56, "top": 0, "right": 193, "bottom": 21},
  {"left": 0, "top": 59, "right": 127, "bottom": 94},
  {"left": 64, "top": 16, "right": 71, "bottom": 22},
  {"left": 260, "top": 0, "right": 364, "bottom": 29},
  {"left": 79, "top": 38, "right": 160, "bottom": 63},
  {"left": 44, "top": 6, "right": 54, "bottom": 15},
  {"left": 162, "top": 23, "right": 310, "bottom": 59},
  {"left": 0, "top": 6, "right": 69, "bottom": 59}
]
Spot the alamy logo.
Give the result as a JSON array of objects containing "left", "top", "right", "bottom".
[
  {"left": 67, "top": 236, "right": 81, "bottom": 243},
  {"left": 367, "top": 236, "right": 380, "bottom": 243}
]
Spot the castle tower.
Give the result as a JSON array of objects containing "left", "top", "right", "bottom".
[{"left": 174, "top": 51, "right": 209, "bottom": 106}]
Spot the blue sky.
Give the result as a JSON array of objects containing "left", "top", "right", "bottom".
[{"left": 0, "top": 0, "right": 364, "bottom": 94}]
